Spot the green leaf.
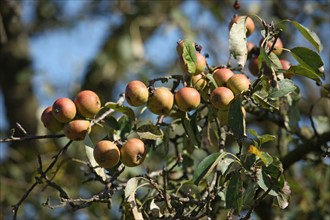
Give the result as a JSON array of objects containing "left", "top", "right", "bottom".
[
  {"left": 84, "top": 135, "right": 107, "bottom": 181},
  {"left": 243, "top": 181, "right": 258, "bottom": 207},
  {"left": 182, "top": 115, "right": 200, "bottom": 148},
  {"left": 252, "top": 92, "right": 279, "bottom": 111},
  {"left": 136, "top": 124, "right": 163, "bottom": 140},
  {"left": 226, "top": 172, "right": 243, "bottom": 213},
  {"left": 229, "top": 16, "right": 248, "bottom": 67},
  {"left": 103, "top": 116, "right": 120, "bottom": 130},
  {"left": 193, "top": 152, "right": 227, "bottom": 185},
  {"left": 289, "top": 20, "right": 323, "bottom": 52},
  {"left": 104, "top": 102, "right": 136, "bottom": 121},
  {"left": 259, "top": 48, "right": 281, "bottom": 71},
  {"left": 268, "top": 79, "right": 296, "bottom": 99},
  {"left": 287, "top": 65, "right": 321, "bottom": 83},
  {"left": 248, "top": 145, "right": 273, "bottom": 166},
  {"left": 228, "top": 95, "right": 246, "bottom": 139},
  {"left": 182, "top": 39, "right": 197, "bottom": 75},
  {"left": 289, "top": 47, "right": 324, "bottom": 78}
]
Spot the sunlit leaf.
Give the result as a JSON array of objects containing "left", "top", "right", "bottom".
[
  {"left": 229, "top": 16, "right": 248, "bottom": 68},
  {"left": 287, "top": 65, "right": 321, "bottom": 83},
  {"left": 137, "top": 124, "right": 163, "bottom": 140},
  {"left": 125, "top": 177, "right": 144, "bottom": 220},
  {"left": 104, "top": 102, "right": 135, "bottom": 121},
  {"left": 287, "top": 20, "right": 323, "bottom": 52},
  {"left": 249, "top": 145, "right": 273, "bottom": 166},
  {"left": 289, "top": 47, "right": 324, "bottom": 78},
  {"left": 182, "top": 39, "right": 197, "bottom": 75},
  {"left": 193, "top": 152, "right": 227, "bottom": 185},
  {"left": 84, "top": 135, "right": 107, "bottom": 181},
  {"left": 268, "top": 79, "right": 296, "bottom": 99}
]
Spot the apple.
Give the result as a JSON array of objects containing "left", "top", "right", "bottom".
[
  {"left": 125, "top": 80, "right": 149, "bottom": 106},
  {"left": 147, "top": 87, "right": 174, "bottom": 115},
  {"left": 175, "top": 87, "right": 201, "bottom": 112}
]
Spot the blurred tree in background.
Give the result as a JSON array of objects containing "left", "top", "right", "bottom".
[{"left": 0, "top": 0, "right": 329, "bottom": 219}]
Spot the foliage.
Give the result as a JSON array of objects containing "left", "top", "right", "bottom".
[{"left": 0, "top": 1, "right": 329, "bottom": 220}]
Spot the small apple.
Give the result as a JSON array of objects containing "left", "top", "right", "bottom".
[
  {"left": 147, "top": 87, "right": 174, "bottom": 115},
  {"left": 64, "top": 119, "right": 90, "bottom": 141},
  {"left": 210, "top": 87, "right": 234, "bottom": 110},
  {"left": 41, "top": 106, "right": 63, "bottom": 132},
  {"left": 175, "top": 87, "right": 201, "bottom": 112},
  {"left": 125, "top": 80, "right": 149, "bottom": 106},
  {"left": 93, "top": 140, "right": 120, "bottom": 169},
  {"left": 191, "top": 72, "right": 208, "bottom": 91},
  {"left": 75, "top": 90, "right": 101, "bottom": 118},
  {"left": 226, "top": 74, "right": 251, "bottom": 94},
  {"left": 213, "top": 68, "right": 234, "bottom": 86},
  {"left": 120, "top": 138, "right": 147, "bottom": 167},
  {"left": 52, "top": 97, "right": 76, "bottom": 123},
  {"left": 280, "top": 59, "right": 292, "bottom": 79}
]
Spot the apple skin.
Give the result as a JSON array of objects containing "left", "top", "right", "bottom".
[
  {"left": 147, "top": 87, "right": 174, "bottom": 115},
  {"left": 280, "top": 59, "right": 293, "bottom": 79},
  {"left": 226, "top": 74, "right": 251, "bottom": 95},
  {"left": 75, "top": 90, "right": 101, "bottom": 118},
  {"left": 248, "top": 56, "right": 259, "bottom": 76},
  {"left": 210, "top": 87, "right": 235, "bottom": 110},
  {"left": 213, "top": 68, "right": 235, "bottom": 86},
  {"left": 120, "top": 138, "right": 147, "bottom": 167},
  {"left": 191, "top": 72, "right": 207, "bottom": 91},
  {"left": 195, "top": 52, "right": 206, "bottom": 75},
  {"left": 93, "top": 140, "right": 120, "bottom": 169},
  {"left": 125, "top": 80, "right": 149, "bottom": 107},
  {"left": 229, "top": 16, "right": 255, "bottom": 37},
  {"left": 41, "top": 106, "right": 64, "bottom": 132},
  {"left": 52, "top": 97, "right": 77, "bottom": 123},
  {"left": 175, "top": 87, "right": 201, "bottom": 112},
  {"left": 64, "top": 119, "right": 90, "bottom": 141}
]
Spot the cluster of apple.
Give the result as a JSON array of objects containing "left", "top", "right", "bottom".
[
  {"left": 40, "top": 90, "right": 148, "bottom": 169},
  {"left": 40, "top": 90, "right": 101, "bottom": 140}
]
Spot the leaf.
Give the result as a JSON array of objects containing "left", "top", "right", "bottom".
[
  {"left": 243, "top": 182, "right": 258, "bottom": 207},
  {"left": 289, "top": 47, "right": 324, "bottom": 78},
  {"left": 125, "top": 177, "right": 144, "bottom": 220},
  {"left": 193, "top": 152, "right": 227, "bottom": 185},
  {"left": 248, "top": 145, "right": 273, "bottom": 166},
  {"left": 247, "top": 128, "right": 276, "bottom": 146},
  {"left": 287, "top": 65, "right": 321, "bottom": 83},
  {"left": 182, "top": 116, "right": 200, "bottom": 148},
  {"left": 137, "top": 124, "right": 163, "bottom": 140},
  {"left": 228, "top": 95, "right": 246, "bottom": 139},
  {"left": 226, "top": 172, "right": 243, "bottom": 213},
  {"left": 268, "top": 79, "right": 296, "bottom": 99},
  {"left": 288, "top": 20, "right": 323, "bottom": 52},
  {"left": 181, "top": 39, "right": 197, "bottom": 75},
  {"left": 84, "top": 136, "right": 107, "bottom": 181},
  {"left": 252, "top": 92, "right": 279, "bottom": 111},
  {"left": 276, "top": 181, "right": 291, "bottom": 209},
  {"left": 104, "top": 102, "right": 135, "bottom": 121},
  {"left": 150, "top": 199, "right": 163, "bottom": 218},
  {"left": 259, "top": 48, "right": 281, "bottom": 72},
  {"left": 229, "top": 16, "right": 248, "bottom": 67}
]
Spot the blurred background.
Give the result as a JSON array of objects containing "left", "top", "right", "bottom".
[{"left": 0, "top": 0, "right": 329, "bottom": 219}]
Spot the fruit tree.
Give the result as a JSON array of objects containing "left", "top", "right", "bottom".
[{"left": 0, "top": 1, "right": 329, "bottom": 220}]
